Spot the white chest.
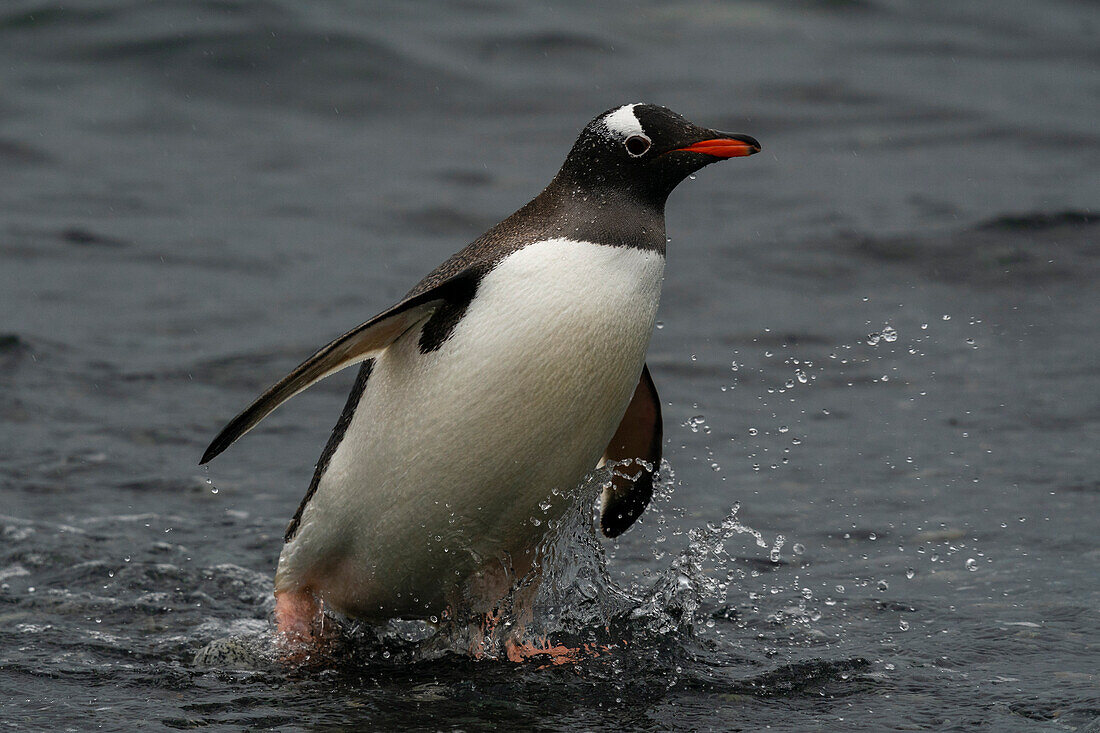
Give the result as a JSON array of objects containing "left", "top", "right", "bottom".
[
  {"left": 460, "top": 237, "right": 666, "bottom": 376},
  {"left": 278, "top": 239, "right": 665, "bottom": 616}
]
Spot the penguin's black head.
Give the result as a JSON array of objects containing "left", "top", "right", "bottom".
[{"left": 555, "top": 103, "right": 760, "bottom": 208}]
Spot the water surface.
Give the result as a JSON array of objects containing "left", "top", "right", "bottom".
[{"left": 2, "top": 1, "right": 1098, "bottom": 730}]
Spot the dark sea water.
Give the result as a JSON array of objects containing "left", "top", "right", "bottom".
[{"left": 2, "top": 1, "right": 1098, "bottom": 730}]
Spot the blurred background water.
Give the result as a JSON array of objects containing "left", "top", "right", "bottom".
[{"left": 1, "top": 0, "right": 1098, "bottom": 730}]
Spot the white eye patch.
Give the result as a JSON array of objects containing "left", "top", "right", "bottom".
[{"left": 602, "top": 103, "right": 645, "bottom": 139}]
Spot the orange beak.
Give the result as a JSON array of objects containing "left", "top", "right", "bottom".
[{"left": 675, "top": 135, "right": 761, "bottom": 158}]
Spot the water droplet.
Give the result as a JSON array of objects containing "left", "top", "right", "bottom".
[
  {"left": 778, "top": 425, "right": 789, "bottom": 434},
  {"left": 899, "top": 620, "right": 910, "bottom": 631},
  {"left": 942, "top": 314, "right": 951, "bottom": 321},
  {"left": 747, "top": 427, "right": 758, "bottom": 436},
  {"left": 835, "top": 585, "right": 845, "bottom": 594},
  {"left": 655, "top": 321, "right": 664, "bottom": 330},
  {"left": 905, "top": 568, "right": 915, "bottom": 579},
  {"left": 965, "top": 558, "right": 977, "bottom": 572},
  {"left": 882, "top": 325, "right": 898, "bottom": 342},
  {"left": 792, "top": 543, "right": 805, "bottom": 555},
  {"left": 769, "top": 535, "right": 785, "bottom": 563},
  {"left": 877, "top": 580, "right": 889, "bottom": 591}
]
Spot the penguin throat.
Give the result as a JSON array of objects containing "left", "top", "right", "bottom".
[{"left": 540, "top": 178, "right": 668, "bottom": 253}]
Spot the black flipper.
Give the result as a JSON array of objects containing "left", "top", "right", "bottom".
[
  {"left": 599, "top": 363, "right": 662, "bottom": 537},
  {"left": 200, "top": 270, "right": 479, "bottom": 464}
]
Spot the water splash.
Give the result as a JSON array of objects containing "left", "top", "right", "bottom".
[
  {"left": 228, "top": 463, "right": 788, "bottom": 669},
  {"left": 627, "top": 497, "right": 772, "bottom": 638}
]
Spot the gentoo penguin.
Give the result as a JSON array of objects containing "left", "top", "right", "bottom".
[{"left": 201, "top": 103, "right": 760, "bottom": 644}]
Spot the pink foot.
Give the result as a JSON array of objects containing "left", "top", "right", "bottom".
[
  {"left": 467, "top": 608, "right": 503, "bottom": 659},
  {"left": 503, "top": 637, "right": 616, "bottom": 666},
  {"left": 274, "top": 590, "right": 333, "bottom": 661}
]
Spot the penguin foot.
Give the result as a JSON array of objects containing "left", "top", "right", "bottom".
[
  {"left": 274, "top": 590, "right": 336, "bottom": 662},
  {"left": 467, "top": 608, "right": 506, "bottom": 659},
  {"left": 468, "top": 608, "right": 619, "bottom": 665},
  {"left": 503, "top": 637, "right": 613, "bottom": 666}
]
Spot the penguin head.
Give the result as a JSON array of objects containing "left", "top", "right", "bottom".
[{"left": 555, "top": 103, "right": 760, "bottom": 207}]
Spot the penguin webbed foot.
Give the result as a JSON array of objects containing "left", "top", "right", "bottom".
[
  {"left": 273, "top": 590, "right": 340, "bottom": 663},
  {"left": 503, "top": 636, "right": 617, "bottom": 666},
  {"left": 469, "top": 608, "right": 618, "bottom": 666}
]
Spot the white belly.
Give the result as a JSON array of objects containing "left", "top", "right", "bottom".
[{"left": 276, "top": 239, "right": 665, "bottom": 618}]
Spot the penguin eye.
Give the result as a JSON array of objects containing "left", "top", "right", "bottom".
[{"left": 624, "top": 135, "right": 651, "bottom": 157}]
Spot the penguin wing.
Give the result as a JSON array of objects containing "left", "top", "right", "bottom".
[
  {"left": 599, "top": 363, "right": 663, "bottom": 537},
  {"left": 200, "top": 270, "right": 479, "bottom": 464}
]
